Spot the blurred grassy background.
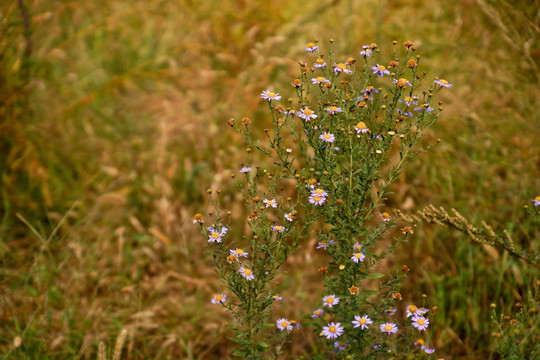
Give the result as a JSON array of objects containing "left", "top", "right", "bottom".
[{"left": 1, "top": 0, "right": 538, "bottom": 358}]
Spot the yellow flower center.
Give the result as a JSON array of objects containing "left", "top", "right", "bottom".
[
  {"left": 326, "top": 297, "right": 334, "bottom": 304},
  {"left": 304, "top": 109, "right": 313, "bottom": 116},
  {"left": 356, "top": 122, "right": 367, "bottom": 129},
  {"left": 314, "top": 195, "right": 322, "bottom": 202},
  {"left": 359, "top": 318, "right": 367, "bottom": 324},
  {"left": 329, "top": 326, "right": 336, "bottom": 333},
  {"left": 307, "top": 42, "right": 315, "bottom": 48},
  {"left": 243, "top": 269, "right": 252, "bottom": 276},
  {"left": 236, "top": 249, "right": 244, "bottom": 255},
  {"left": 315, "top": 188, "right": 325, "bottom": 195},
  {"left": 212, "top": 232, "right": 220, "bottom": 239},
  {"left": 366, "top": 85, "right": 374, "bottom": 90},
  {"left": 329, "top": 106, "right": 337, "bottom": 112},
  {"left": 397, "top": 78, "right": 408, "bottom": 87},
  {"left": 417, "top": 319, "right": 425, "bottom": 325},
  {"left": 315, "top": 310, "right": 321, "bottom": 315},
  {"left": 228, "top": 254, "right": 237, "bottom": 262},
  {"left": 281, "top": 321, "right": 289, "bottom": 327},
  {"left": 382, "top": 212, "right": 390, "bottom": 219},
  {"left": 416, "top": 339, "right": 424, "bottom": 346},
  {"left": 324, "top": 134, "right": 332, "bottom": 139},
  {"left": 384, "top": 324, "right": 393, "bottom": 331},
  {"left": 275, "top": 226, "right": 283, "bottom": 231},
  {"left": 267, "top": 92, "right": 276, "bottom": 98},
  {"left": 315, "top": 76, "right": 325, "bottom": 82},
  {"left": 378, "top": 65, "right": 386, "bottom": 71},
  {"left": 316, "top": 58, "right": 325, "bottom": 64},
  {"left": 355, "top": 253, "right": 362, "bottom": 258},
  {"left": 267, "top": 200, "right": 274, "bottom": 205},
  {"left": 338, "top": 63, "right": 346, "bottom": 69},
  {"left": 409, "top": 305, "right": 418, "bottom": 313},
  {"left": 355, "top": 244, "right": 362, "bottom": 250},
  {"left": 440, "top": 79, "right": 448, "bottom": 85},
  {"left": 535, "top": 196, "right": 540, "bottom": 201},
  {"left": 215, "top": 294, "right": 223, "bottom": 301}
]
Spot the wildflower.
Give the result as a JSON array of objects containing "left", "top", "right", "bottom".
[
  {"left": 239, "top": 267, "right": 255, "bottom": 280},
  {"left": 406, "top": 305, "right": 420, "bottom": 318},
  {"left": 360, "top": 45, "right": 372, "bottom": 57},
  {"left": 261, "top": 90, "right": 282, "bottom": 101},
  {"left": 401, "top": 226, "right": 414, "bottom": 235},
  {"left": 380, "top": 212, "right": 391, "bottom": 222},
  {"left": 319, "top": 132, "right": 335, "bottom": 143},
  {"left": 311, "top": 308, "right": 324, "bottom": 318},
  {"left": 434, "top": 79, "right": 453, "bottom": 88},
  {"left": 352, "top": 315, "right": 373, "bottom": 330},
  {"left": 339, "top": 264, "right": 346, "bottom": 270},
  {"left": 240, "top": 166, "right": 252, "bottom": 173},
  {"left": 333, "top": 63, "right": 352, "bottom": 75},
  {"left": 312, "top": 188, "right": 328, "bottom": 198},
  {"left": 276, "top": 318, "right": 293, "bottom": 331},
  {"left": 207, "top": 226, "right": 228, "bottom": 243},
  {"left": 310, "top": 194, "right": 327, "bottom": 205},
  {"left": 305, "top": 42, "right": 318, "bottom": 53},
  {"left": 379, "top": 322, "right": 398, "bottom": 334},
  {"left": 412, "top": 316, "right": 430, "bottom": 331},
  {"left": 401, "top": 96, "right": 418, "bottom": 106},
  {"left": 362, "top": 85, "right": 379, "bottom": 100},
  {"left": 291, "top": 78, "right": 302, "bottom": 88},
  {"left": 230, "top": 248, "right": 248, "bottom": 258},
  {"left": 263, "top": 198, "right": 278, "bottom": 208},
  {"left": 351, "top": 252, "right": 365, "bottom": 263},
  {"left": 326, "top": 105, "right": 343, "bottom": 114},
  {"left": 353, "top": 242, "right": 363, "bottom": 251},
  {"left": 211, "top": 293, "right": 227, "bottom": 305},
  {"left": 316, "top": 239, "right": 334, "bottom": 249},
  {"left": 334, "top": 340, "right": 346, "bottom": 350},
  {"left": 385, "top": 307, "right": 397, "bottom": 315},
  {"left": 349, "top": 285, "right": 359, "bottom": 295},
  {"left": 322, "top": 294, "right": 340, "bottom": 308},
  {"left": 355, "top": 121, "right": 370, "bottom": 133},
  {"left": 414, "top": 339, "right": 425, "bottom": 346},
  {"left": 534, "top": 196, "right": 540, "bottom": 206},
  {"left": 314, "top": 58, "right": 327, "bottom": 68},
  {"left": 298, "top": 107, "right": 318, "bottom": 121},
  {"left": 394, "top": 78, "right": 412, "bottom": 87},
  {"left": 414, "top": 104, "right": 434, "bottom": 113},
  {"left": 291, "top": 320, "right": 301, "bottom": 329},
  {"left": 372, "top": 64, "right": 390, "bottom": 77},
  {"left": 346, "top": 57, "right": 356, "bottom": 65},
  {"left": 418, "top": 307, "right": 429, "bottom": 315},
  {"left": 407, "top": 59, "right": 417, "bottom": 68},
  {"left": 272, "top": 225, "right": 286, "bottom": 233},
  {"left": 284, "top": 212, "right": 295, "bottom": 222},
  {"left": 322, "top": 322, "right": 344, "bottom": 339},
  {"left": 422, "top": 346, "right": 435, "bottom": 354},
  {"left": 192, "top": 213, "right": 204, "bottom": 224},
  {"left": 272, "top": 295, "right": 282, "bottom": 301}
]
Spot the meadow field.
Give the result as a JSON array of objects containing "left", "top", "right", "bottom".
[{"left": 1, "top": 0, "right": 539, "bottom": 358}]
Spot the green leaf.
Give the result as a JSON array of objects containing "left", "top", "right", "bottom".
[
  {"left": 365, "top": 273, "right": 384, "bottom": 279},
  {"left": 254, "top": 340, "right": 270, "bottom": 348}
]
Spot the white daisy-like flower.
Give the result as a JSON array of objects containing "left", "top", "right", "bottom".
[
  {"left": 380, "top": 212, "right": 391, "bottom": 222},
  {"left": 284, "top": 213, "right": 295, "bottom": 222},
  {"left": 326, "top": 106, "right": 342, "bottom": 114},
  {"left": 322, "top": 294, "right": 340, "bottom": 308},
  {"left": 434, "top": 79, "right": 452, "bottom": 88},
  {"left": 311, "top": 188, "right": 328, "bottom": 198},
  {"left": 207, "top": 226, "right": 228, "bottom": 243},
  {"left": 411, "top": 316, "right": 430, "bottom": 331},
  {"left": 314, "top": 58, "right": 327, "bottom": 68},
  {"left": 305, "top": 42, "right": 318, "bottom": 53},
  {"left": 311, "top": 76, "right": 330, "bottom": 85},
  {"left": 298, "top": 107, "right": 318, "bottom": 121},
  {"left": 322, "top": 322, "right": 344, "bottom": 339},
  {"left": 351, "top": 252, "right": 365, "bottom": 263},
  {"left": 239, "top": 267, "right": 254, "bottom": 281},
  {"left": 263, "top": 198, "right": 277, "bottom": 208},
  {"left": 406, "top": 305, "right": 420, "bottom": 318},
  {"left": 360, "top": 45, "right": 372, "bottom": 57},
  {"left": 372, "top": 64, "right": 391, "bottom": 77},
  {"left": 240, "top": 166, "right": 252, "bottom": 173},
  {"left": 272, "top": 225, "right": 286, "bottom": 233},
  {"left": 379, "top": 322, "right": 398, "bottom": 334},
  {"left": 260, "top": 90, "right": 281, "bottom": 101},
  {"left": 355, "top": 121, "right": 370, "bottom": 134},
  {"left": 394, "top": 78, "right": 412, "bottom": 87},
  {"left": 333, "top": 63, "right": 352, "bottom": 75},
  {"left": 353, "top": 242, "right": 363, "bottom": 251},
  {"left": 230, "top": 248, "right": 248, "bottom": 258},
  {"left": 311, "top": 308, "right": 324, "bottom": 318},
  {"left": 352, "top": 315, "right": 372, "bottom": 330},
  {"left": 422, "top": 346, "right": 435, "bottom": 354},
  {"left": 276, "top": 318, "right": 293, "bottom": 331},
  {"left": 319, "top": 132, "right": 335, "bottom": 143},
  {"left": 211, "top": 293, "right": 227, "bottom": 305},
  {"left": 309, "top": 194, "right": 326, "bottom": 206}
]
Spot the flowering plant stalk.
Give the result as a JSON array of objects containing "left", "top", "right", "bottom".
[{"left": 198, "top": 39, "right": 451, "bottom": 358}]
